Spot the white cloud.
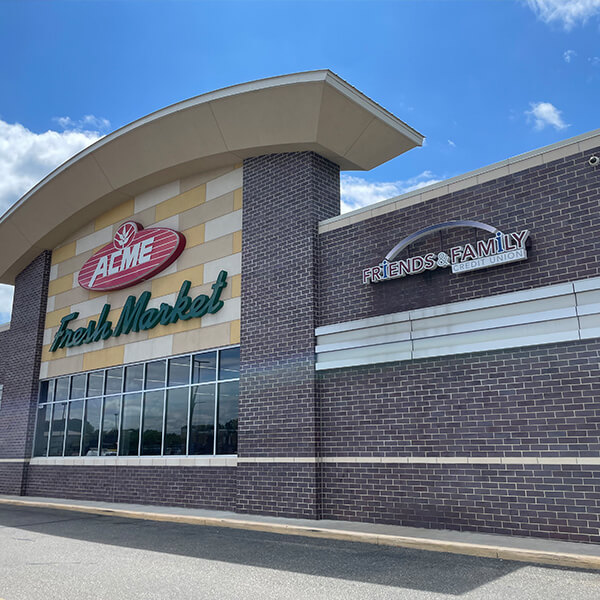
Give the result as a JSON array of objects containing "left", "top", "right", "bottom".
[
  {"left": 563, "top": 49, "right": 577, "bottom": 62},
  {"left": 589, "top": 56, "right": 600, "bottom": 66},
  {"left": 54, "top": 114, "right": 110, "bottom": 132},
  {"left": 525, "top": 0, "right": 600, "bottom": 30},
  {"left": 525, "top": 101, "right": 569, "bottom": 131},
  {"left": 340, "top": 171, "right": 442, "bottom": 214},
  {"left": 447, "top": 139, "right": 456, "bottom": 148},
  {"left": 0, "top": 116, "right": 107, "bottom": 323}
]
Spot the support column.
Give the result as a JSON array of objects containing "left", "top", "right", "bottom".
[
  {"left": 0, "top": 251, "right": 51, "bottom": 494},
  {"left": 236, "top": 152, "right": 339, "bottom": 518}
]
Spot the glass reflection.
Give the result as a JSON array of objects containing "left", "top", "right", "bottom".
[
  {"left": 38, "top": 380, "right": 50, "bottom": 404},
  {"left": 87, "top": 371, "right": 104, "bottom": 398},
  {"left": 55, "top": 377, "right": 69, "bottom": 402},
  {"left": 119, "top": 393, "right": 141, "bottom": 455},
  {"left": 189, "top": 384, "right": 215, "bottom": 455},
  {"left": 217, "top": 381, "right": 238, "bottom": 454},
  {"left": 219, "top": 347, "right": 240, "bottom": 380},
  {"left": 141, "top": 390, "right": 164, "bottom": 455},
  {"left": 37, "top": 347, "right": 239, "bottom": 458},
  {"left": 64, "top": 400, "right": 83, "bottom": 456},
  {"left": 192, "top": 352, "right": 216, "bottom": 384},
  {"left": 168, "top": 356, "right": 190, "bottom": 387},
  {"left": 125, "top": 364, "right": 144, "bottom": 392},
  {"left": 100, "top": 396, "right": 121, "bottom": 456},
  {"left": 33, "top": 404, "right": 51, "bottom": 457},
  {"left": 48, "top": 402, "right": 67, "bottom": 456},
  {"left": 82, "top": 397, "right": 102, "bottom": 456},
  {"left": 105, "top": 367, "right": 123, "bottom": 395},
  {"left": 145, "top": 360, "right": 166, "bottom": 390},
  {"left": 70, "top": 374, "right": 86, "bottom": 399},
  {"left": 164, "top": 388, "right": 188, "bottom": 455}
]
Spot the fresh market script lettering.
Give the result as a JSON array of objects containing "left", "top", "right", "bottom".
[
  {"left": 363, "top": 230, "right": 530, "bottom": 284},
  {"left": 50, "top": 271, "right": 228, "bottom": 352}
]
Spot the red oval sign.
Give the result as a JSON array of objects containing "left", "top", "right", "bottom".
[{"left": 78, "top": 221, "right": 186, "bottom": 291}]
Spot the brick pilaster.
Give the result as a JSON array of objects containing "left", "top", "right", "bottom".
[{"left": 236, "top": 152, "right": 339, "bottom": 517}]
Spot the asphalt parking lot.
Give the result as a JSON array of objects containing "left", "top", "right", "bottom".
[{"left": 0, "top": 504, "right": 599, "bottom": 600}]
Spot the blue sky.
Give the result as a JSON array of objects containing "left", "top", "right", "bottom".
[{"left": 0, "top": 0, "right": 599, "bottom": 321}]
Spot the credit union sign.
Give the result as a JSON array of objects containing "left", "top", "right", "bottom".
[{"left": 363, "top": 220, "right": 530, "bottom": 284}]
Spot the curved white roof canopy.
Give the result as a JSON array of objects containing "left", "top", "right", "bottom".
[{"left": 0, "top": 70, "right": 423, "bottom": 284}]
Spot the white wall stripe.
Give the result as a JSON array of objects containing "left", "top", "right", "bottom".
[
  {"left": 236, "top": 456, "right": 600, "bottom": 465},
  {"left": 29, "top": 456, "right": 237, "bottom": 467},
  {"left": 7, "top": 456, "right": 598, "bottom": 466},
  {"left": 315, "top": 275, "right": 600, "bottom": 371}
]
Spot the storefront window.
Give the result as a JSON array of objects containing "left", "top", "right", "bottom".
[
  {"left": 164, "top": 387, "right": 188, "bottom": 455},
  {"left": 189, "top": 384, "right": 215, "bottom": 455},
  {"left": 125, "top": 364, "right": 144, "bottom": 393},
  {"left": 145, "top": 360, "right": 166, "bottom": 390},
  {"left": 33, "top": 404, "right": 51, "bottom": 457},
  {"left": 100, "top": 395, "right": 120, "bottom": 456},
  {"left": 87, "top": 371, "right": 104, "bottom": 398},
  {"left": 192, "top": 351, "right": 216, "bottom": 384},
  {"left": 217, "top": 381, "right": 239, "bottom": 455},
  {"left": 48, "top": 402, "right": 67, "bottom": 456},
  {"left": 82, "top": 397, "right": 101, "bottom": 456},
  {"left": 105, "top": 367, "right": 123, "bottom": 395},
  {"left": 168, "top": 356, "right": 190, "bottom": 387},
  {"left": 141, "top": 390, "right": 164, "bottom": 455},
  {"left": 70, "top": 374, "right": 86, "bottom": 400},
  {"left": 119, "top": 393, "right": 142, "bottom": 455},
  {"left": 64, "top": 400, "right": 84, "bottom": 456},
  {"left": 33, "top": 346, "right": 239, "bottom": 458}
]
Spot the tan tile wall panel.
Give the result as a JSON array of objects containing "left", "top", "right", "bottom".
[{"left": 40, "top": 165, "right": 243, "bottom": 378}]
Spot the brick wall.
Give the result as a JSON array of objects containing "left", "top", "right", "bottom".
[
  {"left": 315, "top": 146, "right": 600, "bottom": 542},
  {"left": 316, "top": 340, "right": 600, "bottom": 542},
  {"left": 317, "top": 340, "right": 600, "bottom": 458},
  {"left": 321, "top": 463, "right": 600, "bottom": 543},
  {"left": 319, "top": 146, "right": 600, "bottom": 326},
  {"left": 237, "top": 151, "right": 339, "bottom": 517},
  {"left": 0, "top": 251, "right": 51, "bottom": 494},
  {"left": 25, "top": 465, "right": 236, "bottom": 509}
]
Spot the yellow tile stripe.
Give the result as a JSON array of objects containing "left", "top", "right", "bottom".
[
  {"left": 48, "top": 274, "right": 73, "bottom": 297},
  {"left": 156, "top": 185, "right": 206, "bottom": 222},
  {"left": 151, "top": 264, "right": 204, "bottom": 297},
  {"left": 231, "top": 274, "right": 241, "bottom": 298},
  {"left": 230, "top": 319, "right": 240, "bottom": 344},
  {"left": 233, "top": 188, "right": 243, "bottom": 211},
  {"left": 51, "top": 241, "right": 76, "bottom": 265},
  {"left": 82, "top": 346, "right": 124, "bottom": 371},
  {"left": 94, "top": 198, "right": 134, "bottom": 231},
  {"left": 45, "top": 307, "right": 73, "bottom": 329},
  {"left": 183, "top": 223, "right": 205, "bottom": 248},
  {"left": 232, "top": 230, "right": 242, "bottom": 254}
]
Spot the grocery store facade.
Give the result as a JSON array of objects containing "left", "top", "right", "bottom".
[{"left": 1, "top": 71, "right": 600, "bottom": 543}]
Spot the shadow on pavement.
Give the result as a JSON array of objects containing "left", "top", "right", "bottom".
[{"left": 0, "top": 504, "right": 524, "bottom": 596}]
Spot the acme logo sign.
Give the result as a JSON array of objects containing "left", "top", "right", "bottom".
[{"left": 78, "top": 221, "right": 186, "bottom": 291}]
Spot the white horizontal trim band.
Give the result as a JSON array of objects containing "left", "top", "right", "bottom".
[
  {"left": 237, "top": 456, "right": 600, "bottom": 465},
  {"left": 29, "top": 456, "right": 237, "bottom": 467},
  {"left": 8, "top": 456, "right": 598, "bottom": 466},
  {"left": 316, "top": 275, "right": 600, "bottom": 370}
]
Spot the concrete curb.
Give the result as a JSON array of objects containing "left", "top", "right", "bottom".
[{"left": 1, "top": 497, "right": 599, "bottom": 570}]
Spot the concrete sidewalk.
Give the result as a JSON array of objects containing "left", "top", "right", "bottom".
[{"left": 1, "top": 494, "right": 599, "bottom": 570}]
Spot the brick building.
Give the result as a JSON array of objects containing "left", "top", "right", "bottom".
[{"left": 1, "top": 71, "right": 599, "bottom": 543}]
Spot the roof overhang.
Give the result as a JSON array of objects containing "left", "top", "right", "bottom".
[{"left": 0, "top": 70, "right": 423, "bottom": 284}]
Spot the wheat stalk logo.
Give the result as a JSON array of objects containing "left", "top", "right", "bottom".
[{"left": 115, "top": 223, "right": 136, "bottom": 248}]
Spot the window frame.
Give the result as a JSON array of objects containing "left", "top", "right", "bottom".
[{"left": 32, "top": 345, "right": 240, "bottom": 459}]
